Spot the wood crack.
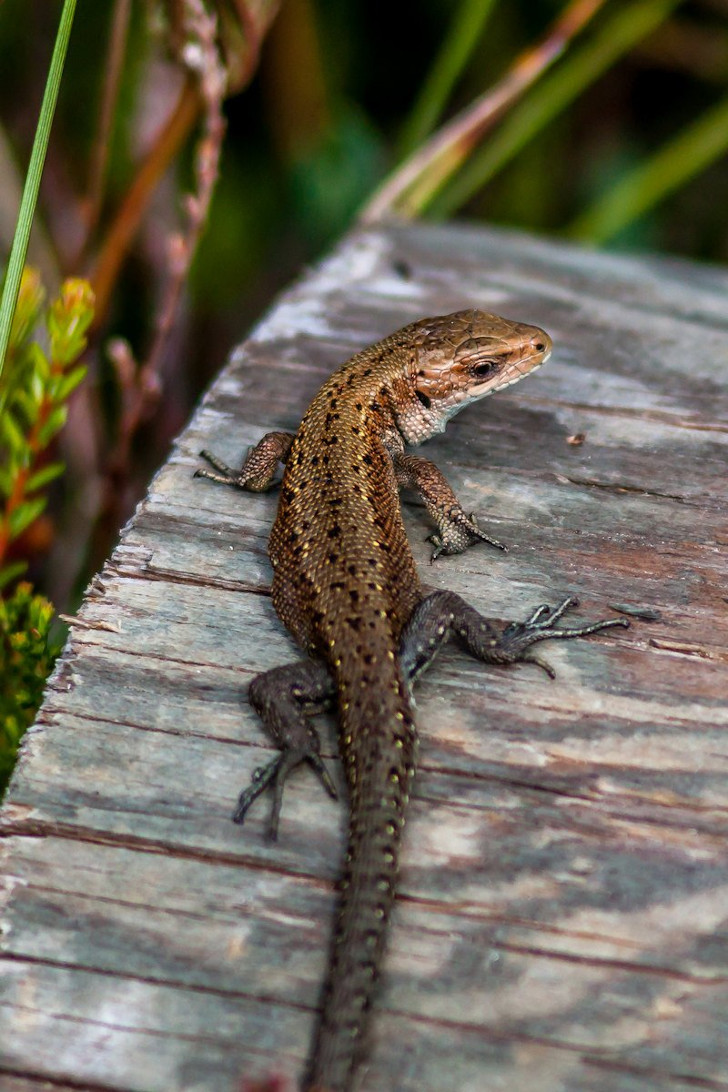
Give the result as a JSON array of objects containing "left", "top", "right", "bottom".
[
  {"left": 555, "top": 473, "right": 692, "bottom": 502},
  {"left": 0, "top": 819, "right": 336, "bottom": 885},
  {"left": 0, "top": 1065, "right": 132, "bottom": 1092}
]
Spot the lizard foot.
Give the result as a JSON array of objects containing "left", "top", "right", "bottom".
[
  {"left": 194, "top": 448, "right": 246, "bottom": 486},
  {"left": 495, "top": 596, "right": 630, "bottom": 678},
  {"left": 400, "top": 590, "right": 629, "bottom": 685},
  {"left": 234, "top": 745, "right": 338, "bottom": 841},
  {"left": 237, "top": 660, "right": 339, "bottom": 840},
  {"left": 195, "top": 432, "right": 295, "bottom": 492},
  {"left": 428, "top": 508, "right": 506, "bottom": 562}
]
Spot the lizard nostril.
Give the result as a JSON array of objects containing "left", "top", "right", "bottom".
[{"left": 535, "top": 342, "right": 545, "bottom": 352}]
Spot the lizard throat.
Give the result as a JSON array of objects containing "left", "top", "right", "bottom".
[{"left": 401, "top": 350, "right": 549, "bottom": 444}]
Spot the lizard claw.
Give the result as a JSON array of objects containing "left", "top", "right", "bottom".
[
  {"left": 309, "top": 753, "right": 339, "bottom": 801},
  {"left": 468, "top": 513, "right": 507, "bottom": 553},
  {"left": 522, "top": 602, "right": 555, "bottom": 626},
  {"left": 427, "top": 533, "right": 446, "bottom": 563},
  {"left": 233, "top": 749, "right": 338, "bottom": 842},
  {"left": 195, "top": 449, "right": 243, "bottom": 487},
  {"left": 427, "top": 510, "right": 507, "bottom": 562},
  {"left": 519, "top": 651, "right": 557, "bottom": 680},
  {"left": 233, "top": 757, "right": 280, "bottom": 829}
]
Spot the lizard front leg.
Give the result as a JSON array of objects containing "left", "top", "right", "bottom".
[
  {"left": 400, "top": 590, "right": 629, "bottom": 683},
  {"left": 195, "top": 430, "right": 295, "bottom": 492},
  {"left": 393, "top": 451, "right": 506, "bottom": 560}
]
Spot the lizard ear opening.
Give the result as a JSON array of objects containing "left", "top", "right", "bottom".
[{"left": 415, "top": 389, "right": 432, "bottom": 410}]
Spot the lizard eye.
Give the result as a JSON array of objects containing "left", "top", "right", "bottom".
[{"left": 473, "top": 359, "right": 498, "bottom": 377}]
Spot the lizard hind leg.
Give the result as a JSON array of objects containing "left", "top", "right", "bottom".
[
  {"left": 400, "top": 590, "right": 629, "bottom": 684},
  {"left": 236, "top": 660, "right": 338, "bottom": 840}
]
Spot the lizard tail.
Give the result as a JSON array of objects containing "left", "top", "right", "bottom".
[{"left": 305, "top": 676, "right": 417, "bottom": 1092}]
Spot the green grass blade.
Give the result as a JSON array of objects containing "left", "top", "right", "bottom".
[
  {"left": 429, "top": 0, "right": 681, "bottom": 218},
  {"left": 398, "top": 0, "right": 499, "bottom": 157},
  {"left": 567, "top": 92, "right": 728, "bottom": 242},
  {"left": 0, "top": 0, "right": 78, "bottom": 383}
]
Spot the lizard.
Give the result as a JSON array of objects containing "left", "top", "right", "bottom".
[{"left": 195, "top": 309, "right": 628, "bottom": 1092}]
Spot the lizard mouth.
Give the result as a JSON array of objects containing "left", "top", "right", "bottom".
[
  {"left": 480, "top": 346, "right": 551, "bottom": 393},
  {"left": 495, "top": 363, "right": 543, "bottom": 391}
]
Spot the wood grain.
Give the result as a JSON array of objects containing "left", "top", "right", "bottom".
[{"left": 1, "top": 221, "right": 727, "bottom": 1092}]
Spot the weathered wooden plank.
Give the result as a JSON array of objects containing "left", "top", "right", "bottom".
[
  {"left": 2, "top": 221, "right": 728, "bottom": 1091},
  {"left": 5, "top": 824, "right": 728, "bottom": 1091}
]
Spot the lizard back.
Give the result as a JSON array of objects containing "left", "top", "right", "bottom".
[
  {"left": 269, "top": 335, "right": 425, "bottom": 1088},
  {"left": 268, "top": 335, "right": 424, "bottom": 654}
]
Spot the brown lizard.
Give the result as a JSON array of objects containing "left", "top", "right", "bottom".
[{"left": 195, "top": 309, "right": 628, "bottom": 1091}]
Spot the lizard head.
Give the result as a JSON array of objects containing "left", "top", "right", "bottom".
[{"left": 397, "top": 308, "right": 552, "bottom": 443}]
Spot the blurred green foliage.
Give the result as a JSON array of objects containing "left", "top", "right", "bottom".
[
  {"left": 0, "top": 581, "right": 59, "bottom": 789},
  {"left": 192, "top": 0, "right": 728, "bottom": 314},
  {"left": 2, "top": 3, "right": 727, "bottom": 373},
  {"left": 0, "top": 269, "right": 94, "bottom": 789}
]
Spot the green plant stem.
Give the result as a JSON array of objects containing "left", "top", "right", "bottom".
[
  {"left": 567, "top": 92, "right": 728, "bottom": 242},
  {"left": 398, "top": 0, "right": 498, "bottom": 157},
  {"left": 428, "top": 0, "right": 681, "bottom": 218},
  {"left": 0, "top": 0, "right": 77, "bottom": 384}
]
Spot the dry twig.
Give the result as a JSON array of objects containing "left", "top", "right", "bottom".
[{"left": 107, "top": 0, "right": 227, "bottom": 477}]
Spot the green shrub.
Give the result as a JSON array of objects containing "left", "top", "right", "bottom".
[{"left": 0, "top": 270, "right": 94, "bottom": 791}]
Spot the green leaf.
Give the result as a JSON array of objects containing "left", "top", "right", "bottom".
[
  {"left": 29, "top": 344, "right": 50, "bottom": 405},
  {"left": 47, "top": 278, "right": 95, "bottom": 366},
  {"left": 11, "top": 387, "right": 39, "bottom": 428},
  {"left": 0, "top": 580, "right": 59, "bottom": 793},
  {"left": 567, "top": 92, "right": 728, "bottom": 243},
  {"left": 50, "top": 364, "right": 87, "bottom": 404},
  {"left": 7, "top": 496, "right": 47, "bottom": 540},
  {"left": 0, "top": 561, "right": 28, "bottom": 590},
  {"left": 29, "top": 340, "right": 50, "bottom": 383},
  {"left": 398, "top": 0, "right": 498, "bottom": 156},
  {"left": 25, "top": 461, "right": 64, "bottom": 493},
  {"left": 36, "top": 404, "right": 67, "bottom": 448},
  {"left": 0, "top": 408, "right": 28, "bottom": 454},
  {"left": 0, "top": 466, "right": 13, "bottom": 497}
]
